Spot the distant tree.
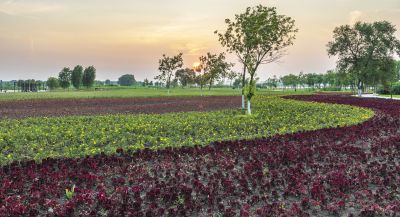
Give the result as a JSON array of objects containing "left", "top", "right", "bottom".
[
  {"left": 94, "top": 80, "right": 104, "bottom": 87},
  {"left": 71, "top": 65, "right": 83, "bottom": 89},
  {"left": 155, "top": 53, "right": 183, "bottom": 92},
  {"left": 118, "top": 74, "right": 136, "bottom": 86},
  {"left": 58, "top": 67, "right": 72, "bottom": 89},
  {"left": 82, "top": 66, "right": 96, "bottom": 88},
  {"left": 304, "top": 73, "right": 317, "bottom": 88},
  {"left": 46, "top": 77, "right": 59, "bottom": 90},
  {"left": 266, "top": 75, "right": 279, "bottom": 89},
  {"left": 324, "top": 70, "right": 337, "bottom": 87},
  {"left": 315, "top": 74, "right": 324, "bottom": 88},
  {"left": 327, "top": 21, "right": 400, "bottom": 96},
  {"left": 281, "top": 74, "right": 299, "bottom": 90},
  {"left": 227, "top": 71, "right": 239, "bottom": 87},
  {"left": 232, "top": 78, "right": 241, "bottom": 89},
  {"left": 149, "top": 81, "right": 153, "bottom": 86},
  {"left": 105, "top": 79, "right": 111, "bottom": 85},
  {"left": 216, "top": 5, "right": 297, "bottom": 114},
  {"left": 143, "top": 78, "right": 149, "bottom": 86},
  {"left": 175, "top": 68, "right": 196, "bottom": 87},
  {"left": 199, "top": 52, "right": 233, "bottom": 90}
]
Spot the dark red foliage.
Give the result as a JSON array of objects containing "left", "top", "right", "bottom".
[
  {"left": 0, "top": 96, "right": 241, "bottom": 119},
  {"left": 1, "top": 95, "right": 400, "bottom": 216}
]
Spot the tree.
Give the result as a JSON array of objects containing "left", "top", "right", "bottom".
[
  {"left": 175, "top": 68, "right": 196, "bottom": 87},
  {"left": 105, "top": 79, "right": 111, "bottom": 85},
  {"left": 118, "top": 74, "right": 136, "bottom": 86},
  {"left": 227, "top": 71, "right": 240, "bottom": 87},
  {"left": 58, "top": 67, "right": 71, "bottom": 89},
  {"left": 71, "top": 65, "right": 83, "bottom": 89},
  {"left": 82, "top": 66, "right": 96, "bottom": 88},
  {"left": 265, "top": 75, "right": 278, "bottom": 89},
  {"left": 281, "top": 74, "right": 299, "bottom": 90},
  {"left": 155, "top": 53, "right": 183, "bottom": 93},
  {"left": 46, "top": 77, "right": 59, "bottom": 90},
  {"left": 305, "top": 73, "right": 317, "bottom": 89},
  {"left": 327, "top": 21, "right": 400, "bottom": 96},
  {"left": 199, "top": 52, "right": 233, "bottom": 90},
  {"left": 217, "top": 5, "right": 297, "bottom": 114},
  {"left": 143, "top": 78, "right": 149, "bottom": 86}
]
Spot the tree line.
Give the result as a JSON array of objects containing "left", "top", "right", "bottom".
[
  {"left": 46, "top": 65, "right": 96, "bottom": 90},
  {"left": 154, "top": 52, "right": 237, "bottom": 92},
  {"left": 155, "top": 5, "right": 298, "bottom": 114},
  {"left": 276, "top": 61, "right": 400, "bottom": 92}
]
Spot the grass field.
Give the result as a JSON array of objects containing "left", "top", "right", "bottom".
[{"left": 0, "top": 87, "right": 311, "bottom": 101}]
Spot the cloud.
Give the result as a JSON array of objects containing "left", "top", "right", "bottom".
[
  {"left": 349, "top": 10, "right": 362, "bottom": 25},
  {"left": 0, "top": 1, "right": 65, "bottom": 16}
]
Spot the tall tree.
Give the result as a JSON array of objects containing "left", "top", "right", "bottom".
[
  {"left": 175, "top": 68, "right": 196, "bottom": 87},
  {"left": 199, "top": 52, "right": 233, "bottom": 90},
  {"left": 71, "top": 65, "right": 83, "bottom": 89},
  {"left": 281, "top": 74, "right": 299, "bottom": 90},
  {"left": 46, "top": 77, "right": 59, "bottom": 90},
  {"left": 155, "top": 53, "right": 183, "bottom": 93},
  {"left": 82, "top": 66, "right": 96, "bottom": 88},
  {"left": 327, "top": 21, "right": 400, "bottom": 96},
  {"left": 58, "top": 67, "right": 71, "bottom": 89},
  {"left": 118, "top": 74, "right": 136, "bottom": 86},
  {"left": 217, "top": 5, "right": 297, "bottom": 114}
]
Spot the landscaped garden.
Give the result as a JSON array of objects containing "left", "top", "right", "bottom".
[
  {"left": 1, "top": 1, "right": 399, "bottom": 216},
  {"left": 4, "top": 92, "right": 399, "bottom": 216}
]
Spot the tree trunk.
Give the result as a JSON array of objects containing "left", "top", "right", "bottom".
[
  {"left": 358, "top": 80, "right": 362, "bottom": 97},
  {"left": 241, "top": 65, "right": 246, "bottom": 110},
  {"left": 242, "top": 95, "right": 245, "bottom": 110},
  {"left": 247, "top": 99, "right": 251, "bottom": 115}
]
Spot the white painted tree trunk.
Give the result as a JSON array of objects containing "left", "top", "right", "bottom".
[
  {"left": 247, "top": 99, "right": 251, "bottom": 115},
  {"left": 242, "top": 94, "right": 245, "bottom": 110},
  {"left": 358, "top": 88, "right": 362, "bottom": 97}
]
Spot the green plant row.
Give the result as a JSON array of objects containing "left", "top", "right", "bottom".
[{"left": 0, "top": 96, "right": 374, "bottom": 165}]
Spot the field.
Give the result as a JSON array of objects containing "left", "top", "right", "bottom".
[
  {"left": 0, "top": 87, "right": 313, "bottom": 101},
  {"left": 2, "top": 89, "right": 400, "bottom": 216},
  {"left": 0, "top": 88, "right": 243, "bottom": 101}
]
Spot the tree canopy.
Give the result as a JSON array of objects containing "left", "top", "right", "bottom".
[
  {"left": 46, "top": 77, "right": 59, "bottom": 90},
  {"left": 216, "top": 5, "right": 297, "bottom": 114},
  {"left": 175, "top": 68, "right": 196, "bottom": 87},
  {"left": 82, "top": 66, "right": 96, "bottom": 88},
  {"left": 71, "top": 65, "right": 83, "bottom": 89},
  {"left": 155, "top": 53, "right": 183, "bottom": 89},
  {"left": 118, "top": 74, "right": 136, "bottom": 86},
  {"left": 199, "top": 52, "right": 233, "bottom": 90},
  {"left": 327, "top": 21, "right": 400, "bottom": 95},
  {"left": 58, "top": 67, "right": 71, "bottom": 89}
]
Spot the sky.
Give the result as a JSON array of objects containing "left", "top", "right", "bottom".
[{"left": 0, "top": 0, "right": 399, "bottom": 81}]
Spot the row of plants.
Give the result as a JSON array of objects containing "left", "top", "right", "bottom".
[
  {"left": 0, "top": 96, "right": 241, "bottom": 119},
  {"left": 1, "top": 95, "right": 399, "bottom": 216},
  {"left": 0, "top": 95, "right": 372, "bottom": 166}
]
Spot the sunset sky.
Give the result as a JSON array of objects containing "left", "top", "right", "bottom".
[{"left": 0, "top": 0, "right": 399, "bottom": 81}]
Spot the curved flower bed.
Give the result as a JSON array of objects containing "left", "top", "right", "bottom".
[{"left": 1, "top": 95, "right": 399, "bottom": 216}]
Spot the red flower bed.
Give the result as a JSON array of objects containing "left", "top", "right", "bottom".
[
  {"left": 1, "top": 95, "right": 400, "bottom": 216},
  {"left": 0, "top": 96, "right": 241, "bottom": 119}
]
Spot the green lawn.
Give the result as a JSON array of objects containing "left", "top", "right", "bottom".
[
  {"left": 379, "top": 94, "right": 400, "bottom": 99},
  {"left": 0, "top": 87, "right": 311, "bottom": 101},
  {"left": 0, "top": 95, "right": 373, "bottom": 165}
]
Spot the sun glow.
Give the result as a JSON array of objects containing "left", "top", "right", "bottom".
[{"left": 193, "top": 62, "right": 200, "bottom": 68}]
